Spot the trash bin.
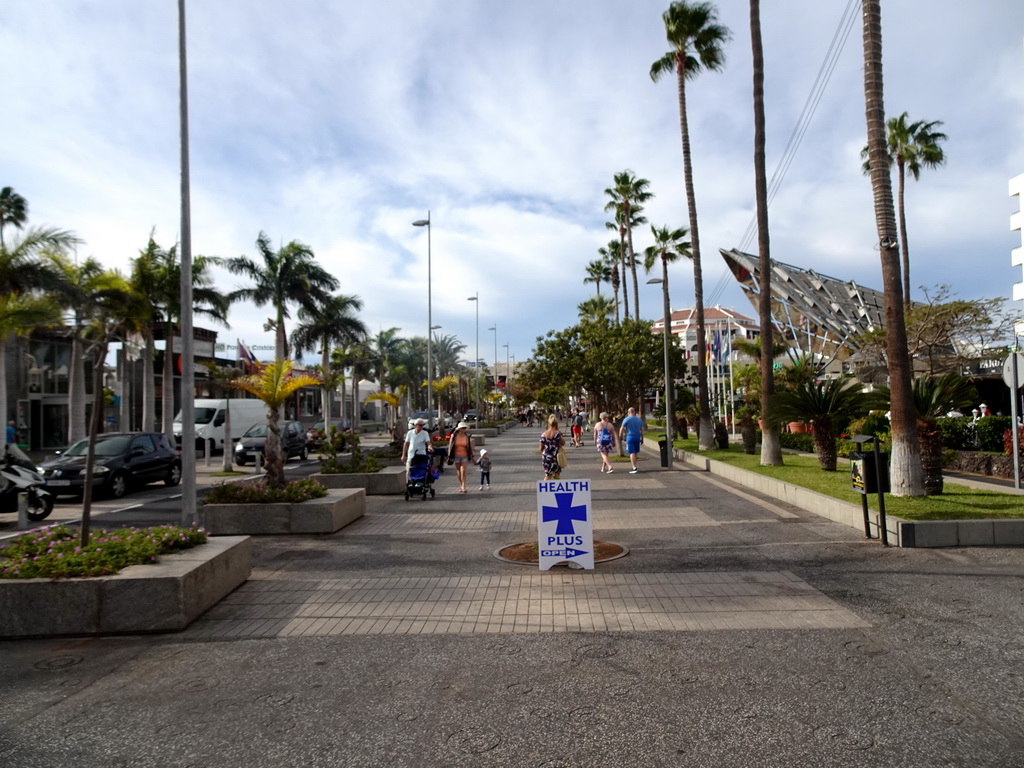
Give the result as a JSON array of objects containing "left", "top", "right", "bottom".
[{"left": 658, "top": 436, "right": 669, "bottom": 468}]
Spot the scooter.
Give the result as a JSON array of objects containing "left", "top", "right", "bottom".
[{"left": 0, "top": 443, "right": 54, "bottom": 522}]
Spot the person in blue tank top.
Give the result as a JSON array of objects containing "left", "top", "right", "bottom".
[{"left": 619, "top": 407, "right": 644, "bottom": 474}]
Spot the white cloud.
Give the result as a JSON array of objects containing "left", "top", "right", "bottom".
[{"left": 3, "top": 0, "right": 1023, "bottom": 365}]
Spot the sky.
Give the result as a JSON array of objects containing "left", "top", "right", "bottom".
[{"left": 3, "top": 0, "right": 1023, "bottom": 371}]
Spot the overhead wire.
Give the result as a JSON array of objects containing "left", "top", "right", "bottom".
[{"left": 707, "top": 0, "right": 861, "bottom": 308}]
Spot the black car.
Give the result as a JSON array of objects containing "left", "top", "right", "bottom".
[
  {"left": 305, "top": 419, "right": 350, "bottom": 451},
  {"left": 41, "top": 432, "right": 182, "bottom": 500},
  {"left": 234, "top": 420, "right": 309, "bottom": 465}
]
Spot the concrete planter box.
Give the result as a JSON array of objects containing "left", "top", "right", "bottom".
[
  {"left": 311, "top": 466, "right": 405, "bottom": 495},
  {"left": 203, "top": 488, "right": 365, "bottom": 535},
  {"left": 477, "top": 428, "right": 499, "bottom": 437},
  {"left": 470, "top": 434, "right": 485, "bottom": 446},
  {"left": 0, "top": 536, "right": 251, "bottom": 639}
]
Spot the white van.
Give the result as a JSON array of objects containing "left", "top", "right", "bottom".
[{"left": 172, "top": 398, "right": 268, "bottom": 450}]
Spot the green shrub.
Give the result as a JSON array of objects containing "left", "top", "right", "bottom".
[
  {"left": 847, "top": 411, "right": 891, "bottom": 439},
  {"left": 204, "top": 477, "right": 328, "bottom": 504},
  {"left": 0, "top": 524, "right": 207, "bottom": 580},
  {"left": 976, "top": 416, "right": 1012, "bottom": 453},
  {"left": 779, "top": 432, "right": 815, "bottom": 452},
  {"left": 937, "top": 416, "right": 973, "bottom": 450}
]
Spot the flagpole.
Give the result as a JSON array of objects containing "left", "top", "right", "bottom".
[{"left": 728, "top": 321, "right": 736, "bottom": 436}]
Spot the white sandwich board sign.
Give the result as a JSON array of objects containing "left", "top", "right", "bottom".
[{"left": 536, "top": 479, "right": 594, "bottom": 571}]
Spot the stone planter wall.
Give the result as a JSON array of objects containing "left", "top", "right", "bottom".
[
  {"left": 311, "top": 466, "right": 405, "bottom": 495},
  {"left": 203, "top": 488, "right": 365, "bottom": 535},
  {"left": 0, "top": 536, "right": 252, "bottom": 639}
]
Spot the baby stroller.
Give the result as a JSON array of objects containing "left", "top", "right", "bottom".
[{"left": 405, "top": 453, "right": 437, "bottom": 501}]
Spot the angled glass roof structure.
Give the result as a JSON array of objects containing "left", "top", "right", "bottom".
[{"left": 720, "top": 248, "right": 887, "bottom": 358}]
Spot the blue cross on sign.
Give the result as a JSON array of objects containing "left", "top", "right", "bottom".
[
  {"left": 536, "top": 480, "right": 594, "bottom": 571},
  {"left": 541, "top": 493, "right": 588, "bottom": 535}
]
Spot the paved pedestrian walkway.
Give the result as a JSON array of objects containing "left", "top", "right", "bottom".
[{"left": 181, "top": 426, "right": 867, "bottom": 640}]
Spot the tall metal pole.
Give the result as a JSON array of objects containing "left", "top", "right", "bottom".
[
  {"left": 503, "top": 343, "right": 509, "bottom": 403},
  {"left": 488, "top": 325, "right": 497, "bottom": 414},
  {"left": 660, "top": 274, "right": 674, "bottom": 468},
  {"left": 413, "top": 214, "right": 433, "bottom": 430},
  {"left": 178, "top": 0, "right": 196, "bottom": 527},
  {"left": 468, "top": 293, "right": 479, "bottom": 418}
]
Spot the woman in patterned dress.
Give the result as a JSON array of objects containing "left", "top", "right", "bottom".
[{"left": 539, "top": 414, "right": 565, "bottom": 480}]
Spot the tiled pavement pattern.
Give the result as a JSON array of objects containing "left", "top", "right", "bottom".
[
  {"left": 185, "top": 425, "right": 870, "bottom": 639},
  {"left": 183, "top": 571, "right": 867, "bottom": 639}
]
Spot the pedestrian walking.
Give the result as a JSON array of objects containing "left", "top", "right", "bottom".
[
  {"left": 594, "top": 412, "right": 616, "bottom": 473},
  {"left": 400, "top": 418, "right": 433, "bottom": 467},
  {"left": 539, "top": 414, "right": 565, "bottom": 480},
  {"left": 5, "top": 421, "right": 16, "bottom": 445},
  {"left": 475, "top": 448, "right": 492, "bottom": 490},
  {"left": 619, "top": 407, "right": 644, "bottom": 474},
  {"left": 447, "top": 421, "right": 475, "bottom": 493}
]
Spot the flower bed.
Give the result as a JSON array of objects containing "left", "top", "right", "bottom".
[{"left": 1, "top": 525, "right": 207, "bottom": 580}]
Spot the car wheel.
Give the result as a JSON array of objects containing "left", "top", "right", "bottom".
[
  {"left": 26, "top": 490, "right": 54, "bottom": 522},
  {"left": 165, "top": 462, "right": 182, "bottom": 487},
  {"left": 236, "top": 457, "right": 248, "bottom": 466},
  {"left": 106, "top": 471, "right": 128, "bottom": 500}
]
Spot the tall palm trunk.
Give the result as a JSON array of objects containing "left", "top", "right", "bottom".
[
  {"left": 263, "top": 405, "right": 285, "bottom": 488},
  {"left": 861, "top": 0, "right": 924, "bottom": 496},
  {"left": 618, "top": 228, "right": 629, "bottom": 322},
  {"left": 162, "top": 319, "right": 175, "bottom": 444},
  {"left": 625, "top": 214, "right": 640, "bottom": 321},
  {"left": 750, "top": 0, "right": 783, "bottom": 466},
  {"left": 811, "top": 420, "right": 837, "bottom": 471},
  {"left": 896, "top": 158, "right": 911, "bottom": 307},
  {"left": 68, "top": 328, "right": 87, "bottom": 443},
  {"left": 676, "top": 58, "right": 713, "bottom": 450},
  {"left": 141, "top": 333, "right": 156, "bottom": 432},
  {"left": 611, "top": 263, "right": 621, "bottom": 325},
  {"left": 118, "top": 342, "right": 131, "bottom": 432},
  {"left": 918, "top": 417, "right": 944, "bottom": 495}
]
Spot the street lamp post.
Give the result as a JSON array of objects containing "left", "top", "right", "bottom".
[
  {"left": 413, "top": 214, "right": 433, "bottom": 430},
  {"left": 647, "top": 277, "right": 673, "bottom": 468},
  {"left": 502, "top": 343, "right": 509, "bottom": 409},
  {"left": 467, "top": 293, "right": 479, "bottom": 419},
  {"left": 488, "top": 325, "right": 497, "bottom": 418}
]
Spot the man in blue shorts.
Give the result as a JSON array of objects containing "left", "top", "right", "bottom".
[{"left": 619, "top": 407, "right": 644, "bottom": 474}]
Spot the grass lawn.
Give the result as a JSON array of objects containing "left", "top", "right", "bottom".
[{"left": 671, "top": 437, "right": 1024, "bottom": 522}]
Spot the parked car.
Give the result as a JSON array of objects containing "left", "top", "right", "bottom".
[
  {"left": 234, "top": 420, "right": 309, "bottom": 465},
  {"left": 407, "top": 411, "right": 431, "bottom": 430},
  {"left": 306, "top": 419, "right": 350, "bottom": 451},
  {"left": 40, "top": 432, "right": 182, "bottom": 500}
]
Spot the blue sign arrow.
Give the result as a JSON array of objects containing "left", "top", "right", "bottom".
[
  {"left": 563, "top": 548, "right": 589, "bottom": 558},
  {"left": 541, "top": 493, "right": 588, "bottom": 536}
]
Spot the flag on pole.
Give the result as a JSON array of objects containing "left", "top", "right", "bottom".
[{"left": 237, "top": 339, "right": 259, "bottom": 374}]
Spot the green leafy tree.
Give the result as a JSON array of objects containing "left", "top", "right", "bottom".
[
  {"left": 651, "top": 0, "right": 731, "bottom": 451},
  {"left": 577, "top": 294, "right": 616, "bottom": 324},
  {"left": 597, "top": 241, "right": 623, "bottom": 324},
  {"left": 861, "top": 112, "right": 947, "bottom": 306}
]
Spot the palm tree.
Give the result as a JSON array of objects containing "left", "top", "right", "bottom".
[
  {"left": 219, "top": 232, "right": 339, "bottom": 362},
  {"left": 46, "top": 254, "right": 113, "bottom": 445},
  {"left": 860, "top": 112, "right": 947, "bottom": 306},
  {"left": 769, "top": 378, "right": 876, "bottom": 471},
  {"left": 577, "top": 294, "right": 616, "bottom": 324},
  {"left": 605, "top": 170, "right": 653, "bottom": 321},
  {"left": 0, "top": 187, "right": 28, "bottom": 248},
  {"left": 583, "top": 259, "right": 611, "bottom": 296},
  {"left": 598, "top": 241, "right": 623, "bottom": 324},
  {"left": 431, "top": 333, "right": 467, "bottom": 378},
  {"left": 860, "top": 0, "right": 925, "bottom": 496},
  {"left": 749, "top": 0, "right": 783, "bottom": 467},
  {"left": 651, "top": 0, "right": 731, "bottom": 451},
  {"left": 0, "top": 225, "right": 80, "bottom": 423},
  {"left": 232, "top": 360, "right": 319, "bottom": 488},
  {"left": 290, "top": 293, "right": 368, "bottom": 428}
]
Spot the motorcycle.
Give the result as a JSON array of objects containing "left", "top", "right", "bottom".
[{"left": 1, "top": 443, "right": 54, "bottom": 522}]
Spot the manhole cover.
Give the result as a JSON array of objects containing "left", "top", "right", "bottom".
[{"left": 494, "top": 541, "right": 628, "bottom": 564}]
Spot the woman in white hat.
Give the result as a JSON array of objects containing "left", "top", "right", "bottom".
[{"left": 447, "top": 421, "right": 475, "bottom": 493}]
